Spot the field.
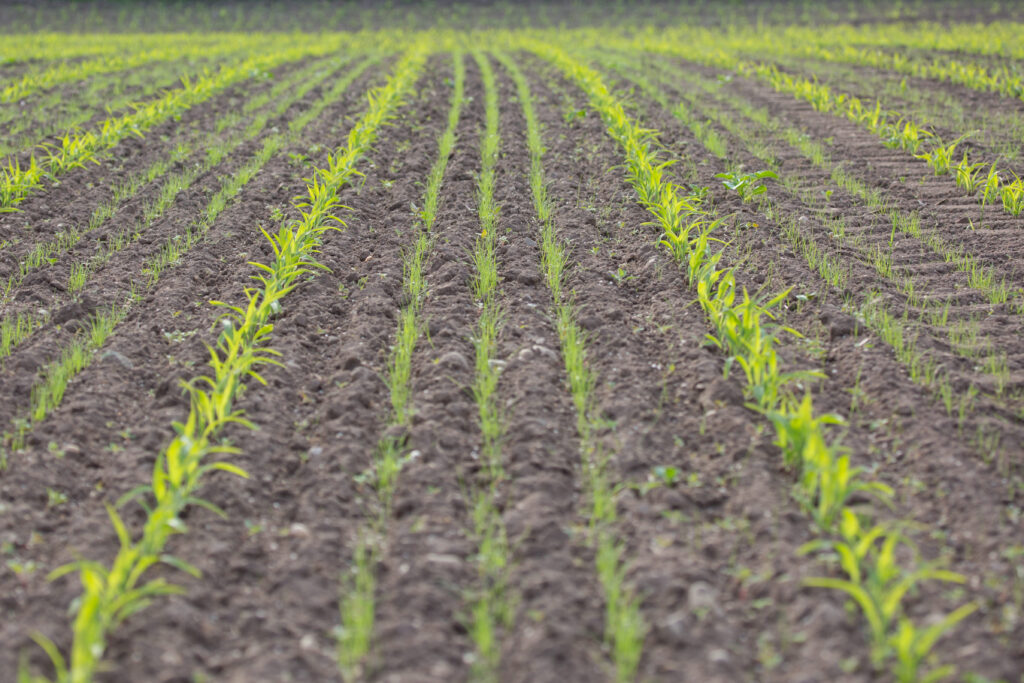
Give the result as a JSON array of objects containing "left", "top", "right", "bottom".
[{"left": 1, "top": 2, "right": 1023, "bottom": 682}]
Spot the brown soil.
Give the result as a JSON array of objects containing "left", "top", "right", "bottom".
[{"left": 1, "top": 38, "right": 1022, "bottom": 683}]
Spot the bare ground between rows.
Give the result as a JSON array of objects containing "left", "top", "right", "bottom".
[
  {"left": 591, "top": 56, "right": 1024, "bottom": 678},
  {"left": 0, "top": 53, "right": 314, "bottom": 253},
  {"left": 0, "top": 61, "right": 386, "bottom": 442},
  {"left": 0, "top": 51, "right": 397, "bottom": 681}
]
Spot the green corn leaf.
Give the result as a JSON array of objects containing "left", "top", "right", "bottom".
[
  {"left": 28, "top": 632, "right": 67, "bottom": 681},
  {"left": 805, "top": 576, "right": 885, "bottom": 642},
  {"left": 199, "top": 461, "right": 249, "bottom": 479},
  {"left": 115, "top": 485, "right": 153, "bottom": 511},
  {"left": 160, "top": 554, "right": 202, "bottom": 578}
]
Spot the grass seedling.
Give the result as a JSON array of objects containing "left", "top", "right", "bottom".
[
  {"left": 337, "top": 538, "right": 376, "bottom": 682},
  {"left": 1, "top": 311, "right": 41, "bottom": 362},
  {"left": 461, "top": 51, "right": 512, "bottom": 681}
]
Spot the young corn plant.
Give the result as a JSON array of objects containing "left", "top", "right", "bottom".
[
  {"left": 954, "top": 154, "right": 985, "bottom": 194},
  {"left": 800, "top": 441, "right": 893, "bottom": 531},
  {"left": 0, "top": 156, "right": 47, "bottom": 211},
  {"left": 850, "top": 99, "right": 885, "bottom": 132},
  {"left": 0, "top": 41, "right": 249, "bottom": 104},
  {"left": 981, "top": 164, "right": 1001, "bottom": 208},
  {"left": 1000, "top": 172, "right": 1024, "bottom": 215},
  {"left": 885, "top": 119, "right": 932, "bottom": 153},
  {"left": 914, "top": 136, "right": 965, "bottom": 176},
  {"left": 699, "top": 275, "right": 814, "bottom": 411},
  {"left": 802, "top": 510, "right": 977, "bottom": 681},
  {"left": 42, "top": 131, "right": 101, "bottom": 173}
]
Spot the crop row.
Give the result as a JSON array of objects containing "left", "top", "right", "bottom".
[
  {"left": 764, "top": 20, "right": 1024, "bottom": 59},
  {"left": 752, "top": 43, "right": 1024, "bottom": 102},
  {"left": 621, "top": 22, "right": 1024, "bottom": 100},
  {"left": 0, "top": 57, "right": 235, "bottom": 159},
  {"left": 0, "top": 33, "right": 228, "bottom": 64},
  {"left": 0, "top": 36, "right": 278, "bottom": 103}
]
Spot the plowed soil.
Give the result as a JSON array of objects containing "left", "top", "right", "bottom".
[{"left": 1, "top": 35, "right": 1022, "bottom": 683}]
